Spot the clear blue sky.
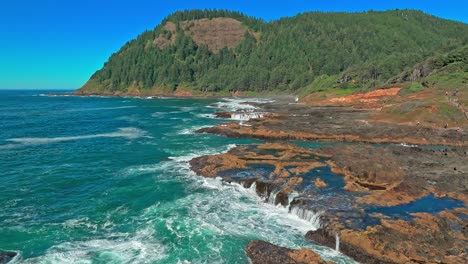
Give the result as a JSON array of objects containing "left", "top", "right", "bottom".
[{"left": 1, "top": 0, "right": 466, "bottom": 90}]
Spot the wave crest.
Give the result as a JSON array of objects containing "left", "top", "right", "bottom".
[{"left": 1, "top": 127, "right": 149, "bottom": 149}]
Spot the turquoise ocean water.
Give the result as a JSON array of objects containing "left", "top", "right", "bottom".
[{"left": 0, "top": 91, "right": 355, "bottom": 263}]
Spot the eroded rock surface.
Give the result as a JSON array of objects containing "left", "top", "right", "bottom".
[
  {"left": 198, "top": 103, "right": 467, "bottom": 146},
  {"left": 190, "top": 142, "right": 468, "bottom": 264},
  {"left": 316, "top": 144, "right": 468, "bottom": 206},
  {"left": 246, "top": 240, "right": 333, "bottom": 264},
  {"left": 190, "top": 143, "right": 328, "bottom": 206}
]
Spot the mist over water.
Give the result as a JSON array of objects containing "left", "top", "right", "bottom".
[{"left": 0, "top": 91, "right": 355, "bottom": 263}]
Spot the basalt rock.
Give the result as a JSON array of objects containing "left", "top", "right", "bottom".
[
  {"left": 317, "top": 144, "right": 468, "bottom": 206},
  {"left": 214, "top": 111, "right": 232, "bottom": 118},
  {"left": 190, "top": 141, "right": 468, "bottom": 263},
  {"left": 198, "top": 104, "right": 468, "bottom": 147},
  {"left": 190, "top": 143, "right": 327, "bottom": 204},
  {"left": 246, "top": 240, "right": 333, "bottom": 264},
  {"left": 255, "top": 181, "right": 276, "bottom": 199},
  {"left": 0, "top": 251, "right": 17, "bottom": 264},
  {"left": 306, "top": 229, "right": 397, "bottom": 264},
  {"left": 275, "top": 191, "right": 290, "bottom": 206}
]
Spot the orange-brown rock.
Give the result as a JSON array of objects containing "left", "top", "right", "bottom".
[
  {"left": 189, "top": 143, "right": 328, "bottom": 206},
  {"left": 191, "top": 104, "right": 467, "bottom": 263},
  {"left": 198, "top": 103, "right": 467, "bottom": 147},
  {"left": 314, "top": 178, "right": 327, "bottom": 188},
  {"left": 190, "top": 153, "right": 247, "bottom": 177},
  {"left": 288, "top": 248, "right": 333, "bottom": 264},
  {"left": 311, "top": 87, "right": 402, "bottom": 110},
  {"left": 173, "top": 88, "right": 193, "bottom": 97},
  {"left": 315, "top": 144, "right": 468, "bottom": 206},
  {"left": 319, "top": 209, "right": 468, "bottom": 264},
  {"left": 281, "top": 177, "right": 303, "bottom": 194}
]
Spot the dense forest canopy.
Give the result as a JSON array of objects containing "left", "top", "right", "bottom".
[{"left": 79, "top": 9, "right": 468, "bottom": 94}]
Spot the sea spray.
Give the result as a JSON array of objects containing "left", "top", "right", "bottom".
[
  {"left": 210, "top": 98, "right": 274, "bottom": 112},
  {"left": 288, "top": 192, "right": 299, "bottom": 208},
  {"left": 230, "top": 112, "right": 264, "bottom": 121},
  {"left": 289, "top": 206, "right": 322, "bottom": 229},
  {"left": 3, "top": 127, "right": 149, "bottom": 148},
  {"left": 268, "top": 190, "right": 279, "bottom": 205}
]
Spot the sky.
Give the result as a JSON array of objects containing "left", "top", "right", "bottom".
[{"left": 0, "top": 0, "right": 467, "bottom": 90}]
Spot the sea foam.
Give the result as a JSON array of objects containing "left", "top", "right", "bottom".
[
  {"left": 22, "top": 233, "right": 167, "bottom": 264},
  {"left": 2, "top": 127, "right": 149, "bottom": 149}
]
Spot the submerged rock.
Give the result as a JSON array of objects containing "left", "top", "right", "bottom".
[
  {"left": 0, "top": 251, "right": 17, "bottom": 264},
  {"left": 246, "top": 240, "right": 332, "bottom": 264}
]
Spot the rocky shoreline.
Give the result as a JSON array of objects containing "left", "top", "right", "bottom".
[
  {"left": 198, "top": 103, "right": 467, "bottom": 146},
  {"left": 189, "top": 101, "right": 468, "bottom": 263}
]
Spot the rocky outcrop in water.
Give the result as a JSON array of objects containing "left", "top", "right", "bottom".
[
  {"left": 0, "top": 251, "right": 17, "bottom": 264},
  {"left": 246, "top": 240, "right": 333, "bottom": 264},
  {"left": 305, "top": 229, "right": 396, "bottom": 264},
  {"left": 190, "top": 142, "right": 468, "bottom": 263},
  {"left": 198, "top": 104, "right": 467, "bottom": 147},
  {"left": 190, "top": 143, "right": 329, "bottom": 207},
  {"left": 214, "top": 111, "right": 232, "bottom": 118},
  {"left": 316, "top": 144, "right": 468, "bottom": 206}
]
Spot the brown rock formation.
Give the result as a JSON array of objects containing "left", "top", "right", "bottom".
[
  {"left": 314, "top": 178, "right": 327, "bottom": 188},
  {"left": 190, "top": 143, "right": 327, "bottom": 205},
  {"left": 198, "top": 103, "right": 467, "bottom": 146},
  {"left": 310, "top": 87, "right": 402, "bottom": 110},
  {"left": 317, "top": 144, "right": 468, "bottom": 206},
  {"left": 306, "top": 229, "right": 397, "bottom": 264},
  {"left": 246, "top": 240, "right": 333, "bottom": 264},
  {"left": 190, "top": 142, "right": 468, "bottom": 263}
]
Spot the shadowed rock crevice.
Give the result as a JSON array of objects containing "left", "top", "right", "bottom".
[{"left": 0, "top": 251, "right": 17, "bottom": 264}]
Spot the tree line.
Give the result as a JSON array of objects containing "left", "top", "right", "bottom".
[{"left": 84, "top": 9, "right": 468, "bottom": 93}]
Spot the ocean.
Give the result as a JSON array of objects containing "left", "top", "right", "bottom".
[{"left": 0, "top": 90, "right": 355, "bottom": 263}]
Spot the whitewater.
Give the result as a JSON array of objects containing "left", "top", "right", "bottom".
[{"left": 0, "top": 90, "right": 355, "bottom": 263}]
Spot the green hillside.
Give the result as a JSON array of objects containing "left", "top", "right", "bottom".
[
  {"left": 77, "top": 9, "right": 468, "bottom": 95},
  {"left": 393, "top": 44, "right": 468, "bottom": 91}
]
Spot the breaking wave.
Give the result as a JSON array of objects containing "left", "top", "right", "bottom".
[
  {"left": 66, "top": 106, "right": 137, "bottom": 112},
  {"left": 21, "top": 231, "right": 167, "bottom": 264},
  {"left": 209, "top": 98, "right": 274, "bottom": 111},
  {"left": 177, "top": 125, "right": 212, "bottom": 135},
  {"left": 1, "top": 127, "right": 149, "bottom": 149}
]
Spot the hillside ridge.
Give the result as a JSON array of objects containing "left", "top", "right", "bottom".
[{"left": 76, "top": 9, "right": 468, "bottom": 96}]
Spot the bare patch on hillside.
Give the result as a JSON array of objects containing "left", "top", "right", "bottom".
[
  {"left": 153, "top": 18, "right": 258, "bottom": 52},
  {"left": 153, "top": 22, "right": 177, "bottom": 49},
  {"left": 181, "top": 18, "right": 252, "bottom": 51}
]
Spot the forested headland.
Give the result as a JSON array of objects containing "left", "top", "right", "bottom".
[{"left": 77, "top": 9, "right": 468, "bottom": 96}]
